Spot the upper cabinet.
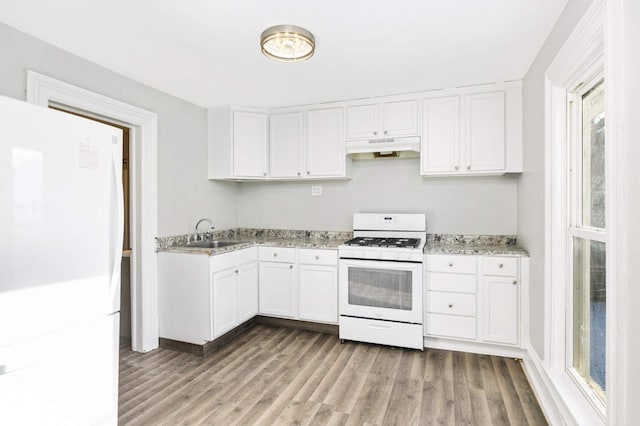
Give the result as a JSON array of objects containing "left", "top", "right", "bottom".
[
  {"left": 208, "top": 81, "right": 522, "bottom": 181},
  {"left": 421, "top": 84, "right": 522, "bottom": 176},
  {"left": 346, "top": 99, "right": 419, "bottom": 140},
  {"left": 208, "top": 108, "right": 268, "bottom": 180}
]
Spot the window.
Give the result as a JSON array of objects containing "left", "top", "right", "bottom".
[{"left": 568, "top": 78, "right": 606, "bottom": 402}]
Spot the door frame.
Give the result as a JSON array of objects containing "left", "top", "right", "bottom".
[{"left": 27, "top": 70, "right": 159, "bottom": 353}]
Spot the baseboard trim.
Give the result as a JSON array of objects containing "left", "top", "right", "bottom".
[
  {"left": 255, "top": 316, "right": 338, "bottom": 335},
  {"left": 424, "top": 336, "right": 527, "bottom": 358},
  {"left": 521, "top": 346, "right": 575, "bottom": 425}
]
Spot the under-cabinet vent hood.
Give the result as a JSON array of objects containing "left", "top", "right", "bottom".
[{"left": 345, "top": 136, "right": 420, "bottom": 160}]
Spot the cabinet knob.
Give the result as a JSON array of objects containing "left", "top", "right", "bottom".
[
  {"left": 273, "top": 253, "right": 278, "bottom": 257},
  {"left": 513, "top": 280, "right": 518, "bottom": 285},
  {"left": 466, "top": 165, "right": 471, "bottom": 170},
  {"left": 307, "top": 171, "right": 310, "bottom": 175},
  {"left": 384, "top": 130, "right": 388, "bottom": 135},
  {"left": 297, "top": 172, "right": 301, "bottom": 176},
  {"left": 448, "top": 304, "right": 453, "bottom": 308},
  {"left": 263, "top": 172, "right": 267, "bottom": 176},
  {"left": 373, "top": 131, "right": 377, "bottom": 136},
  {"left": 499, "top": 263, "right": 504, "bottom": 268},
  {"left": 234, "top": 269, "right": 239, "bottom": 274},
  {"left": 289, "top": 264, "right": 293, "bottom": 269},
  {"left": 315, "top": 255, "right": 320, "bottom": 260},
  {"left": 454, "top": 166, "right": 459, "bottom": 171},
  {"left": 448, "top": 263, "right": 454, "bottom": 267}
]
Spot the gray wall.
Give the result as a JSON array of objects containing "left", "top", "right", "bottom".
[
  {"left": 239, "top": 158, "right": 518, "bottom": 234},
  {"left": 0, "top": 22, "right": 238, "bottom": 236},
  {"left": 517, "top": 0, "right": 594, "bottom": 358}
]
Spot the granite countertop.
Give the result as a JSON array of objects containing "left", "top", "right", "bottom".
[
  {"left": 156, "top": 228, "right": 351, "bottom": 256},
  {"left": 156, "top": 229, "right": 530, "bottom": 257},
  {"left": 423, "top": 234, "right": 529, "bottom": 257}
]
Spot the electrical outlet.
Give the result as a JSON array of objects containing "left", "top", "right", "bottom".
[{"left": 311, "top": 185, "right": 322, "bottom": 196}]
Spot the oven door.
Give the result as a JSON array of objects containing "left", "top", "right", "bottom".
[{"left": 339, "top": 258, "right": 423, "bottom": 324}]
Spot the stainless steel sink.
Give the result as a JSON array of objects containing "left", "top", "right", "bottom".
[{"left": 186, "top": 240, "right": 245, "bottom": 249}]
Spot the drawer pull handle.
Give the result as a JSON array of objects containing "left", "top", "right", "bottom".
[
  {"left": 448, "top": 304, "right": 453, "bottom": 308},
  {"left": 513, "top": 280, "right": 517, "bottom": 285},
  {"left": 368, "top": 324, "right": 390, "bottom": 330},
  {"left": 273, "top": 253, "right": 278, "bottom": 257},
  {"left": 315, "top": 255, "right": 320, "bottom": 260},
  {"left": 448, "top": 263, "right": 454, "bottom": 267},
  {"left": 499, "top": 263, "right": 504, "bottom": 268}
]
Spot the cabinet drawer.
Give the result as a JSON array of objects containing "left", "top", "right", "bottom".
[
  {"left": 426, "top": 291, "right": 476, "bottom": 316},
  {"left": 426, "top": 272, "right": 476, "bottom": 293},
  {"left": 340, "top": 316, "right": 424, "bottom": 350},
  {"left": 238, "top": 246, "right": 258, "bottom": 264},
  {"left": 259, "top": 247, "right": 296, "bottom": 263},
  {"left": 425, "top": 313, "right": 477, "bottom": 340},
  {"left": 483, "top": 256, "right": 518, "bottom": 276},
  {"left": 298, "top": 249, "right": 338, "bottom": 266},
  {"left": 426, "top": 255, "right": 477, "bottom": 274}
]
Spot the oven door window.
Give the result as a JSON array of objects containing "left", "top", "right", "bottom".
[{"left": 347, "top": 267, "right": 413, "bottom": 310}]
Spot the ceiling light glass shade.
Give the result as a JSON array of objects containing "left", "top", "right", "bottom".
[{"left": 260, "top": 25, "right": 315, "bottom": 62}]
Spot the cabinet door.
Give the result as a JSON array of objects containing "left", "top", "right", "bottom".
[
  {"left": 306, "top": 108, "right": 344, "bottom": 177},
  {"left": 464, "top": 92, "right": 505, "bottom": 172},
  {"left": 269, "top": 112, "right": 304, "bottom": 178},
  {"left": 233, "top": 111, "right": 268, "bottom": 178},
  {"left": 482, "top": 276, "right": 518, "bottom": 345},
  {"left": 346, "top": 104, "right": 378, "bottom": 139},
  {"left": 421, "top": 97, "right": 460, "bottom": 174},
  {"left": 212, "top": 267, "right": 238, "bottom": 337},
  {"left": 382, "top": 100, "right": 419, "bottom": 137},
  {"left": 238, "top": 261, "right": 258, "bottom": 323},
  {"left": 259, "top": 262, "right": 296, "bottom": 318},
  {"left": 299, "top": 264, "right": 338, "bottom": 323}
]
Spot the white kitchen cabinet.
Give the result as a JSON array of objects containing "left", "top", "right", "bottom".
[
  {"left": 421, "top": 96, "right": 460, "bottom": 173},
  {"left": 305, "top": 107, "right": 346, "bottom": 177},
  {"left": 211, "top": 266, "right": 238, "bottom": 337},
  {"left": 424, "top": 254, "right": 524, "bottom": 349},
  {"left": 158, "top": 247, "right": 258, "bottom": 345},
  {"left": 481, "top": 256, "right": 519, "bottom": 345},
  {"left": 464, "top": 92, "right": 505, "bottom": 172},
  {"left": 259, "top": 247, "right": 297, "bottom": 318},
  {"left": 269, "top": 112, "right": 304, "bottom": 178},
  {"left": 346, "top": 99, "right": 418, "bottom": 140},
  {"left": 421, "top": 87, "right": 521, "bottom": 177},
  {"left": 238, "top": 260, "right": 259, "bottom": 323},
  {"left": 298, "top": 249, "right": 338, "bottom": 324},
  {"left": 208, "top": 108, "right": 268, "bottom": 180}
]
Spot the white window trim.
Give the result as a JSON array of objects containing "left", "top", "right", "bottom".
[
  {"left": 544, "top": 0, "right": 613, "bottom": 424},
  {"left": 26, "top": 71, "right": 160, "bottom": 353}
]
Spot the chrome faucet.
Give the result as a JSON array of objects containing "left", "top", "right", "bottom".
[{"left": 193, "top": 218, "right": 215, "bottom": 241}]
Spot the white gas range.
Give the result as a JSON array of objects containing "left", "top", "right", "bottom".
[{"left": 338, "top": 213, "right": 426, "bottom": 350}]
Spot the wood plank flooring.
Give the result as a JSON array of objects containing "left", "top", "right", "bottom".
[{"left": 119, "top": 325, "right": 547, "bottom": 425}]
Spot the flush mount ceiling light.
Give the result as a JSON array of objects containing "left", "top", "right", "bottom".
[{"left": 260, "top": 25, "right": 315, "bottom": 62}]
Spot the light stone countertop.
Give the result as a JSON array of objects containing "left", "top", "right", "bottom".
[{"left": 156, "top": 229, "right": 529, "bottom": 257}]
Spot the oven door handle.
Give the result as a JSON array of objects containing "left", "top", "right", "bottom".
[{"left": 339, "top": 258, "right": 422, "bottom": 271}]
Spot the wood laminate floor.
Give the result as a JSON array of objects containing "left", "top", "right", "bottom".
[{"left": 118, "top": 325, "right": 547, "bottom": 425}]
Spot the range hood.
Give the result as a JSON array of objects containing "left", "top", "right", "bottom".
[{"left": 345, "top": 136, "right": 420, "bottom": 160}]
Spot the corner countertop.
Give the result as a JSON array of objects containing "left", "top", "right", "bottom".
[{"left": 156, "top": 229, "right": 529, "bottom": 257}]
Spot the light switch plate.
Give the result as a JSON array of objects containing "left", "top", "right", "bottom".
[{"left": 311, "top": 185, "right": 322, "bottom": 196}]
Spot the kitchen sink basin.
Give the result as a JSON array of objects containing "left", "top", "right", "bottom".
[{"left": 186, "top": 240, "right": 245, "bottom": 249}]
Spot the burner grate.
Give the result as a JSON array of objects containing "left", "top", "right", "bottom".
[{"left": 343, "top": 237, "right": 421, "bottom": 249}]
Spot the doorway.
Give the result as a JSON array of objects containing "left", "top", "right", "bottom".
[{"left": 27, "top": 70, "right": 160, "bottom": 352}]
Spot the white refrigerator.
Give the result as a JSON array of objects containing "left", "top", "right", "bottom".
[{"left": 0, "top": 95, "right": 123, "bottom": 425}]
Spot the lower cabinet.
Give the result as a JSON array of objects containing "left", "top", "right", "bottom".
[
  {"left": 259, "top": 247, "right": 338, "bottom": 324},
  {"left": 424, "top": 254, "right": 524, "bottom": 349},
  {"left": 158, "top": 247, "right": 258, "bottom": 345}
]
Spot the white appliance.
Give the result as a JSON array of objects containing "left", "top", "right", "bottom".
[
  {"left": 0, "top": 96, "right": 124, "bottom": 425},
  {"left": 338, "top": 213, "right": 425, "bottom": 350}
]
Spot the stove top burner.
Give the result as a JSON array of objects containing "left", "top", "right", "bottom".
[{"left": 343, "top": 237, "right": 421, "bottom": 249}]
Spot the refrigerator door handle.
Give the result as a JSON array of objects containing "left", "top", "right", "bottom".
[{"left": 110, "top": 139, "right": 124, "bottom": 306}]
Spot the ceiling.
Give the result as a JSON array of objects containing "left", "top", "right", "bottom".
[{"left": 0, "top": 0, "right": 567, "bottom": 108}]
